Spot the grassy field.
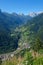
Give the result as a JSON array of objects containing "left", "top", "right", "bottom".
[{"left": 0, "top": 49, "right": 43, "bottom": 65}]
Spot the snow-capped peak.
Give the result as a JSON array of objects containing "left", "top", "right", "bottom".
[{"left": 29, "top": 12, "right": 37, "bottom": 17}]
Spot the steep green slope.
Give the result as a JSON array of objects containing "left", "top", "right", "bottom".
[
  {"left": 0, "top": 10, "right": 22, "bottom": 53},
  {"left": 18, "top": 13, "right": 43, "bottom": 50}
]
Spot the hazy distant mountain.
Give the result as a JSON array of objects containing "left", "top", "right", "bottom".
[
  {"left": 0, "top": 10, "right": 32, "bottom": 30},
  {"left": 19, "top": 13, "right": 31, "bottom": 24}
]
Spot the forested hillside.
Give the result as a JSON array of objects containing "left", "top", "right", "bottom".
[
  {"left": 0, "top": 10, "right": 43, "bottom": 54},
  {"left": 18, "top": 13, "right": 43, "bottom": 51}
]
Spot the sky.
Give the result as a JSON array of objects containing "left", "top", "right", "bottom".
[{"left": 0, "top": 0, "right": 43, "bottom": 14}]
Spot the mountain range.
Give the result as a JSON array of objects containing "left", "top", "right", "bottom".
[{"left": 0, "top": 9, "right": 43, "bottom": 53}]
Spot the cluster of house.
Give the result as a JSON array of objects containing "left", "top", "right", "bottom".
[{"left": 0, "top": 53, "right": 14, "bottom": 61}]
